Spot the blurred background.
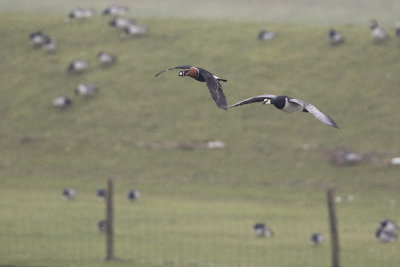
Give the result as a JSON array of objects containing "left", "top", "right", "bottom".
[{"left": 0, "top": 1, "right": 399, "bottom": 266}]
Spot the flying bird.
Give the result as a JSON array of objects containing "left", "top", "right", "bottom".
[
  {"left": 228, "top": 94, "right": 339, "bottom": 128},
  {"left": 155, "top": 65, "right": 228, "bottom": 110}
]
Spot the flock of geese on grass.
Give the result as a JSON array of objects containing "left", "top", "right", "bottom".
[
  {"left": 62, "top": 187, "right": 141, "bottom": 232},
  {"left": 29, "top": 5, "right": 148, "bottom": 109}
]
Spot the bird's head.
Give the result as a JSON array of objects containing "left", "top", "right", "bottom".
[{"left": 178, "top": 70, "right": 189, "bottom": 77}]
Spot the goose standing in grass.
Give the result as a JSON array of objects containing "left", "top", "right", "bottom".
[
  {"left": 228, "top": 94, "right": 339, "bottom": 128},
  {"left": 155, "top": 65, "right": 228, "bottom": 110},
  {"left": 75, "top": 83, "right": 98, "bottom": 96},
  {"left": 127, "top": 189, "right": 141, "bottom": 201},
  {"left": 376, "top": 219, "right": 398, "bottom": 243},
  {"left": 253, "top": 223, "right": 273, "bottom": 237},
  {"left": 258, "top": 29, "right": 278, "bottom": 40},
  {"left": 103, "top": 5, "right": 128, "bottom": 17},
  {"left": 97, "top": 52, "right": 116, "bottom": 65},
  {"left": 109, "top": 17, "right": 135, "bottom": 29},
  {"left": 66, "top": 7, "right": 94, "bottom": 22},
  {"left": 43, "top": 37, "right": 57, "bottom": 52},
  {"left": 98, "top": 220, "right": 107, "bottom": 232},
  {"left": 67, "top": 59, "right": 88, "bottom": 73},
  {"left": 97, "top": 189, "right": 106, "bottom": 200},
  {"left": 124, "top": 23, "right": 148, "bottom": 36},
  {"left": 29, "top": 31, "right": 48, "bottom": 47},
  {"left": 328, "top": 29, "right": 344, "bottom": 45},
  {"left": 62, "top": 188, "right": 76, "bottom": 200},
  {"left": 310, "top": 233, "right": 324, "bottom": 245},
  {"left": 370, "top": 19, "right": 388, "bottom": 42},
  {"left": 53, "top": 96, "right": 72, "bottom": 108}
]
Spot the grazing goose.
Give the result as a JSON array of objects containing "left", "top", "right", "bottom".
[
  {"left": 66, "top": 7, "right": 94, "bottom": 22},
  {"left": 370, "top": 19, "right": 388, "bottom": 42},
  {"left": 310, "top": 233, "right": 324, "bottom": 245},
  {"left": 62, "top": 188, "right": 76, "bottom": 200},
  {"left": 97, "top": 52, "right": 116, "bottom": 65},
  {"left": 75, "top": 83, "right": 98, "bottom": 96},
  {"left": 127, "top": 189, "right": 141, "bottom": 201},
  {"left": 53, "top": 96, "right": 72, "bottom": 108},
  {"left": 103, "top": 5, "right": 128, "bottom": 17},
  {"left": 109, "top": 17, "right": 135, "bottom": 29},
  {"left": 97, "top": 189, "right": 106, "bottom": 200},
  {"left": 98, "top": 220, "right": 107, "bottom": 232},
  {"left": 43, "top": 37, "right": 56, "bottom": 52},
  {"left": 228, "top": 94, "right": 339, "bottom": 128},
  {"left": 253, "top": 223, "right": 273, "bottom": 237},
  {"left": 328, "top": 29, "right": 344, "bottom": 45},
  {"left": 124, "top": 23, "right": 148, "bottom": 36},
  {"left": 258, "top": 29, "right": 278, "bottom": 40},
  {"left": 376, "top": 219, "right": 398, "bottom": 243},
  {"left": 29, "top": 31, "right": 48, "bottom": 47},
  {"left": 67, "top": 59, "right": 88, "bottom": 73},
  {"left": 155, "top": 65, "right": 228, "bottom": 110}
]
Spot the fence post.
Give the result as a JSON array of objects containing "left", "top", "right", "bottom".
[
  {"left": 105, "top": 178, "right": 115, "bottom": 261},
  {"left": 327, "top": 188, "right": 340, "bottom": 267}
]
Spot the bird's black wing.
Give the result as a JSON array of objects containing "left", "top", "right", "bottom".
[
  {"left": 154, "top": 65, "right": 192, "bottom": 77},
  {"left": 228, "top": 94, "right": 276, "bottom": 108},
  {"left": 289, "top": 98, "right": 339, "bottom": 128},
  {"left": 205, "top": 75, "right": 227, "bottom": 110}
]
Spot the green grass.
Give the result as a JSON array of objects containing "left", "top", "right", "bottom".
[{"left": 0, "top": 6, "right": 400, "bottom": 267}]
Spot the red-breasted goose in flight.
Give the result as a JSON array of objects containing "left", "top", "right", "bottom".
[
  {"left": 155, "top": 65, "right": 228, "bottom": 110},
  {"left": 229, "top": 94, "right": 339, "bottom": 128}
]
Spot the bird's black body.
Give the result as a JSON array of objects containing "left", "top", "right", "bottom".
[{"left": 155, "top": 65, "right": 228, "bottom": 110}]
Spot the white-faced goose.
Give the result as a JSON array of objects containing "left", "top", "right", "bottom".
[
  {"left": 376, "top": 219, "right": 398, "bottom": 243},
  {"left": 67, "top": 59, "right": 88, "bottom": 73},
  {"left": 97, "top": 52, "right": 116, "bottom": 65},
  {"left": 66, "top": 7, "right": 94, "bottom": 22},
  {"left": 328, "top": 29, "right": 344, "bottom": 45},
  {"left": 155, "top": 65, "right": 228, "bottom": 110},
  {"left": 370, "top": 19, "right": 389, "bottom": 42},
  {"left": 124, "top": 24, "right": 148, "bottom": 36},
  {"left": 258, "top": 29, "right": 278, "bottom": 40},
  {"left": 62, "top": 188, "right": 76, "bottom": 200},
  {"left": 310, "top": 233, "right": 324, "bottom": 245},
  {"left": 109, "top": 17, "right": 135, "bottom": 29},
  {"left": 229, "top": 94, "right": 339, "bottom": 128},
  {"left": 53, "top": 96, "right": 72, "bottom": 108},
  {"left": 127, "top": 189, "right": 141, "bottom": 201},
  {"left": 253, "top": 223, "right": 273, "bottom": 237},
  {"left": 75, "top": 83, "right": 98, "bottom": 96},
  {"left": 103, "top": 5, "right": 128, "bottom": 17}
]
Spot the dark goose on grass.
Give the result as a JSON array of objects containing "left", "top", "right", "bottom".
[
  {"left": 62, "top": 188, "right": 76, "bottom": 200},
  {"left": 103, "top": 5, "right": 128, "bottom": 17},
  {"left": 97, "top": 189, "right": 106, "bottom": 200},
  {"left": 97, "top": 52, "right": 116, "bottom": 65},
  {"left": 66, "top": 7, "right": 94, "bottom": 22},
  {"left": 376, "top": 219, "right": 398, "bottom": 243},
  {"left": 253, "top": 223, "right": 273, "bottom": 237},
  {"left": 53, "top": 96, "right": 72, "bottom": 108},
  {"left": 310, "top": 233, "right": 324, "bottom": 245},
  {"left": 75, "top": 83, "right": 98, "bottom": 96},
  {"left": 67, "top": 59, "right": 88, "bottom": 73},
  {"left": 229, "top": 94, "right": 339, "bottom": 128},
  {"left": 328, "top": 29, "right": 344, "bottom": 45},
  {"left": 370, "top": 19, "right": 389, "bottom": 42},
  {"left": 109, "top": 17, "right": 134, "bottom": 29},
  {"left": 124, "top": 24, "right": 148, "bottom": 36},
  {"left": 155, "top": 65, "right": 228, "bottom": 110},
  {"left": 258, "top": 29, "right": 278, "bottom": 40},
  {"left": 127, "top": 189, "right": 141, "bottom": 201},
  {"left": 29, "top": 31, "right": 49, "bottom": 47},
  {"left": 98, "top": 220, "right": 107, "bottom": 232}
]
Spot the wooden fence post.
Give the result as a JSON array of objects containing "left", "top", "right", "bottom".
[
  {"left": 327, "top": 188, "right": 340, "bottom": 267},
  {"left": 105, "top": 178, "right": 115, "bottom": 261}
]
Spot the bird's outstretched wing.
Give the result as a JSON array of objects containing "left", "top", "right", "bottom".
[
  {"left": 228, "top": 94, "right": 276, "bottom": 108},
  {"left": 289, "top": 98, "right": 339, "bottom": 128},
  {"left": 154, "top": 65, "right": 192, "bottom": 77},
  {"left": 205, "top": 75, "right": 227, "bottom": 110}
]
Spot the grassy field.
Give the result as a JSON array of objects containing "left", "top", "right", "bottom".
[{"left": 0, "top": 1, "right": 400, "bottom": 266}]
